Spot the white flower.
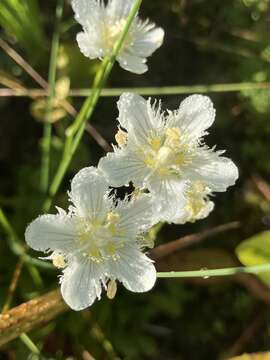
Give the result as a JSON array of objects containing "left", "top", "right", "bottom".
[
  {"left": 72, "top": 0, "right": 164, "bottom": 74},
  {"left": 25, "top": 167, "right": 157, "bottom": 311},
  {"left": 99, "top": 93, "right": 239, "bottom": 223},
  {"left": 174, "top": 181, "right": 214, "bottom": 224}
]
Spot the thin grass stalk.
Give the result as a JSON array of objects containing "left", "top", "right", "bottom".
[
  {"left": 157, "top": 263, "right": 270, "bottom": 278},
  {"left": 2, "top": 81, "right": 270, "bottom": 98},
  {"left": 40, "top": 0, "right": 64, "bottom": 194}
]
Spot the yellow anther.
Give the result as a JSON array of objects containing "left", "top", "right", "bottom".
[
  {"left": 144, "top": 156, "right": 156, "bottom": 168},
  {"left": 148, "top": 136, "right": 161, "bottom": 151},
  {"left": 115, "top": 129, "right": 128, "bottom": 146},
  {"left": 165, "top": 127, "right": 181, "bottom": 146},
  {"left": 52, "top": 255, "right": 66, "bottom": 269},
  {"left": 89, "top": 247, "right": 103, "bottom": 262},
  {"left": 107, "top": 279, "right": 117, "bottom": 300},
  {"left": 106, "top": 241, "right": 117, "bottom": 256},
  {"left": 107, "top": 212, "right": 120, "bottom": 224}
]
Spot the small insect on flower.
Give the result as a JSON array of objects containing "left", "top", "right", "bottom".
[
  {"left": 99, "top": 93, "right": 239, "bottom": 223},
  {"left": 25, "top": 167, "right": 157, "bottom": 310},
  {"left": 71, "top": 0, "right": 164, "bottom": 74}
]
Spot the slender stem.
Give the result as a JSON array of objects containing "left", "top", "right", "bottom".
[
  {"left": 40, "top": 0, "right": 64, "bottom": 194},
  {"left": 2, "top": 81, "right": 270, "bottom": 98},
  {"left": 43, "top": 0, "right": 143, "bottom": 212},
  {"left": 19, "top": 333, "right": 40, "bottom": 355},
  {"left": 157, "top": 263, "right": 270, "bottom": 278},
  {"left": 2, "top": 259, "right": 24, "bottom": 313}
]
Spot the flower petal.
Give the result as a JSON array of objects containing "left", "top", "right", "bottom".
[
  {"left": 117, "top": 93, "right": 163, "bottom": 143},
  {"left": 25, "top": 213, "right": 75, "bottom": 253},
  {"left": 107, "top": 0, "right": 136, "bottom": 20},
  {"left": 76, "top": 31, "right": 103, "bottom": 59},
  {"left": 72, "top": 0, "right": 100, "bottom": 26},
  {"left": 169, "top": 95, "right": 216, "bottom": 140},
  {"left": 131, "top": 26, "right": 164, "bottom": 57},
  {"left": 98, "top": 149, "right": 149, "bottom": 188},
  {"left": 60, "top": 258, "right": 104, "bottom": 310},
  {"left": 117, "top": 53, "right": 148, "bottom": 74},
  {"left": 108, "top": 245, "right": 156, "bottom": 292},
  {"left": 117, "top": 194, "right": 158, "bottom": 235},
  {"left": 191, "top": 151, "right": 239, "bottom": 192},
  {"left": 149, "top": 176, "right": 187, "bottom": 222},
  {"left": 70, "top": 167, "right": 109, "bottom": 218}
]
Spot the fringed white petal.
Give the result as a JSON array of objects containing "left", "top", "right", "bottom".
[
  {"left": 108, "top": 244, "right": 156, "bottom": 292},
  {"left": 70, "top": 167, "right": 110, "bottom": 218},
  {"left": 25, "top": 213, "right": 76, "bottom": 253},
  {"left": 168, "top": 95, "right": 216, "bottom": 141},
  {"left": 98, "top": 150, "right": 149, "bottom": 188},
  {"left": 191, "top": 151, "right": 239, "bottom": 192},
  {"left": 60, "top": 258, "right": 105, "bottom": 311}
]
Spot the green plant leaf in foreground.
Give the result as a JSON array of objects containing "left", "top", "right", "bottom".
[{"left": 236, "top": 231, "right": 270, "bottom": 286}]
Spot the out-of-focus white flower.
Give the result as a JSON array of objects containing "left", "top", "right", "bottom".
[
  {"left": 99, "top": 93, "right": 239, "bottom": 222},
  {"left": 72, "top": 0, "right": 164, "bottom": 74},
  {"left": 25, "top": 167, "right": 157, "bottom": 311},
  {"left": 174, "top": 181, "right": 214, "bottom": 224}
]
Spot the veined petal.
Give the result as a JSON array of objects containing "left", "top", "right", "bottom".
[
  {"left": 131, "top": 26, "right": 164, "bottom": 57},
  {"left": 98, "top": 150, "right": 149, "bottom": 188},
  {"left": 107, "top": 0, "right": 136, "bottom": 20},
  {"left": 149, "top": 177, "right": 187, "bottom": 222},
  {"left": 76, "top": 31, "right": 103, "bottom": 59},
  {"left": 168, "top": 95, "right": 216, "bottom": 141},
  {"left": 117, "top": 93, "right": 163, "bottom": 143},
  {"left": 191, "top": 151, "right": 239, "bottom": 192},
  {"left": 60, "top": 258, "right": 104, "bottom": 310},
  {"left": 108, "top": 244, "right": 156, "bottom": 292},
  {"left": 72, "top": 0, "right": 103, "bottom": 26},
  {"left": 117, "top": 194, "right": 158, "bottom": 234},
  {"left": 25, "top": 213, "right": 76, "bottom": 253},
  {"left": 70, "top": 167, "right": 110, "bottom": 218},
  {"left": 117, "top": 53, "right": 148, "bottom": 74}
]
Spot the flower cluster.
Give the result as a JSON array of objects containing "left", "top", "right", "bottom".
[{"left": 25, "top": 0, "right": 239, "bottom": 311}]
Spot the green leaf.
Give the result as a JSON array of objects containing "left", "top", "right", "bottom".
[{"left": 236, "top": 231, "right": 270, "bottom": 286}]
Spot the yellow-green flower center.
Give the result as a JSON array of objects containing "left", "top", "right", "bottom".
[
  {"left": 142, "top": 127, "right": 193, "bottom": 176},
  {"left": 75, "top": 211, "right": 123, "bottom": 263}
]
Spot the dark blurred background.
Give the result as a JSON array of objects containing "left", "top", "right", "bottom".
[{"left": 1, "top": 0, "right": 270, "bottom": 359}]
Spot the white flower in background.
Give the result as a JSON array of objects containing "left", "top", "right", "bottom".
[
  {"left": 25, "top": 167, "right": 157, "bottom": 311},
  {"left": 72, "top": 0, "right": 164, "bottom": 74},
  {"left": 174, "top": 181, "right": 214, "bottom": 224},
  {"left": 99, "top": 93, "right": 239, "bottom": 223}
]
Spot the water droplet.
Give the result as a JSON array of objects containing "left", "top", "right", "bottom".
[{"left": 200, "top": 267, "right": 210, "bottom": 279}]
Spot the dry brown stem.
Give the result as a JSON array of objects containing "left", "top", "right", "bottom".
[{"left": 0, "top": 290, "right": 67, "bottom": 347}]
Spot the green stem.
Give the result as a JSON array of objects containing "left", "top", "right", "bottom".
[
  {"left": 43, "top": 0, "right": 143, "bottom": 212},
  {"left": 2, "top": 81, "right": 270, "bottom": 98},
  {"left": 20, "top": 333, "right": 40, "bottom": 355},
  {"left": 157, "top": 263, "right": 270, "bottom": 278},
  {"left": 40, "top": 0, "right": 64, "bottom": 194}
]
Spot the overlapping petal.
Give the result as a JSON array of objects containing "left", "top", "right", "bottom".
[{"left": 99, "top": 149, "right": 149, "bottom": 188}]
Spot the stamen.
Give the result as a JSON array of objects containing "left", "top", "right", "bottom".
[
  {"left": 107, "top": 279, "right": 117, "bottom": 300},
  {"left": 52, "top": 254, "right": 66, "bottom": 269},
  {"left": 115, "top": 129, "right": 128, "bottom": 146}
]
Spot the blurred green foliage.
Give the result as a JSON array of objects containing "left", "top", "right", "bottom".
[{"left": 1, "top": 0, "right": 270, "bottom": 359}]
